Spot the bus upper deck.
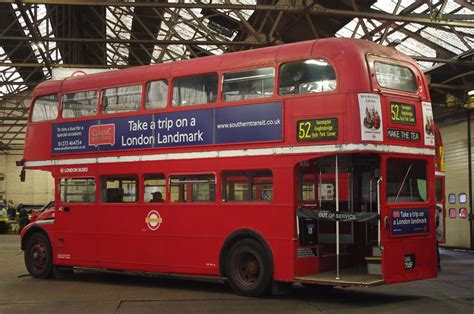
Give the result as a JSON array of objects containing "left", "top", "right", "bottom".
[{"left": 22, "top": 38, "right": 433, "bottom": 169}]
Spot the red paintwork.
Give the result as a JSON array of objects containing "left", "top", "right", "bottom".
[
  {"left": 30, "top": 208, "right": 55, "bottom": 223},
  {"left": 21, "top": 38, "right": 436, "bottom": 285}
]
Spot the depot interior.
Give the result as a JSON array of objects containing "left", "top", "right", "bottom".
[{"left": 0, "top": 0, "right": 473, "bottom": 250}]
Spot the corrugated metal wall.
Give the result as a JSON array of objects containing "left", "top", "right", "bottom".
[{"left": 439, "top": 114, "right": 472, "bottom": 249}]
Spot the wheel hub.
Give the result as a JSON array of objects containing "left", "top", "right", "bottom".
[
  {"left": 31, "top": 243, "right": 46, "bottom": 271},
  {"left": 236, "top": 252, "right": 260, "bottom": 285}
]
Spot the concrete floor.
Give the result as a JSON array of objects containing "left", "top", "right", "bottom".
[{"left": 0, "top": 234, "right": 473, "bottom": 313}]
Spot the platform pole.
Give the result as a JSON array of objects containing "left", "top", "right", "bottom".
[
  {"left": 336, "top": 155, "right": 340, "bottom": 280},
  {"left": 377, "top": 177, "right": 382, "bottom": 248}
]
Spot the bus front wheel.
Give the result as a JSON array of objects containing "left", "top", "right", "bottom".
[
  {"left": 226, "top": 239, "right": 272, "bottom": 297},
  {"left": 24, "top": 233, "right": 53, "bottom": 279}
]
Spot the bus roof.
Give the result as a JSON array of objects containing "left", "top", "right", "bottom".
[{"left": 32, "top": 38, "right": 417, "bottom": 98}]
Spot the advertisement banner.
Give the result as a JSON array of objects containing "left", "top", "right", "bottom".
[
  {"left": 391, "top": 208, "right": 429, "bottom": 236},
  {"left": 358, "top": 93, "right": 383, "bottom": 141},
  {"left": 52, "top": 102, "right": 282, "bottom": 154},
  {"left": 215, "top": 102, "right": 282, "bottom": 144},
  {"left": 422, "top": 101, "right": 435, "bottom": 146},
  {"left": 52, "top": 120, "right": 100, "bottom": 154}
]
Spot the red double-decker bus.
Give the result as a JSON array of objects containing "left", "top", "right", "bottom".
[{"left": 20, "top": 38, "right": 438, "bottom": 296}]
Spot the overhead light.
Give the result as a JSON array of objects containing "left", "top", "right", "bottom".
[{"left": 304, "top": 60, "right": 328, "bottom": 66}]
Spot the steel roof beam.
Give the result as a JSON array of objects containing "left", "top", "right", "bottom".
[
  {"left": 0, "top": 3, "right": 45, "bottom": 83},
  {"left": 0, "top": 36, "right": 267, "bottom": 45},
  {"left": 0, "top": 62, "right": 124, "bottom": 68},
  {"left": 128, "top": 1, "right": 164, "bottom": 65},
  {"left": 14, "top": 1, "right": 54, "bottom": 75},
  {"left": 411, "top": 56, "right": 474, "bottom": 66},
  {"left": 2, "top": 1, "right": 474, "bottom": 28},
  {"left": 0, "top": 116, "right": 28, "bottom": 121}
]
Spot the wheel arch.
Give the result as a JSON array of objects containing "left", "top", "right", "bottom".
[
  {"left": 219, "top": 228, "right": 274, "bottom": 278},
  {"left": 21, "top": 225, "right": 51, "bottom": 251}
]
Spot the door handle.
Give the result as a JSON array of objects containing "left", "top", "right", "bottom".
[{"left": 62, "top": 206, "right": 70, "bottom": 212}]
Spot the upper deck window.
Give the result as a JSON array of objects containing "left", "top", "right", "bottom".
[
  {"left": 146, "top": 80, "right": 168, "bottom": 109},
  {"left": 279, "top": 59, "right": 336, "bottom": 95},
  {"left": 62, "top": 90, "right": 98, "bottom": 118},
  {"left": 222, "top": 68, "right": 274, "bottom": 101},
  {"left": 374, "top": 62, "right": 418, "bottom": 93},
  {"left": 172, "top": 73, "right": 218, "bottom": 107},
  {"left": 31, "top": 95, "right": 59, "bottom": 122},
  {"left": 102, "top": 85, "right": 142, "bottom": 114}
]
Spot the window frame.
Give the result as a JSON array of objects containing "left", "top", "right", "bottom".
[
  {"left": 145, "top": 79, "right": 169, "bottom": 110},
  {"left": 168, "top": 173, "right": 216, "bottom": 203},
  {"left": 278, "top": 58, "right": 338, "bottom": 97},
  {"left": 61, "top": 89, "right": 100, "bottom": 119},
  {"left": 31, "top": 94, "right": 60, "bottom": 122},
  {"left": 171, "top": 72, "right": 219, "bottom": 107},
  {"left": 222, "top": 67, "right": 275, "bottom": 102},
  {"left": 386, "top": 158, "right": 429, "bottom": 204},
  {"left": 143, "top": 173, "right": 167, "bottom": 203},
  {"left": 373, "top": 61, "right": 419, "bottom": 94},
  {"left": 101, "top": 84, "right": 143, "bottom": 114},
  {"left": 58, "top": 177, "right": 97, "bottom": 204},
  {"left": 222, "top": 170, "right": 273, "bottom": 203},
  {"left": 100, "top": 175, "right": 139, "bottom": 203}
]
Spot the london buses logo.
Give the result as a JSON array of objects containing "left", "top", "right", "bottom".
[{"left": 145, "top": 210, "right": 162, "bottom": 230}]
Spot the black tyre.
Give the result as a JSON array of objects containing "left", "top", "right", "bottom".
[
  {"left": 24, "top": 233, "right": 53, "bottom": 279},
  {"left": 225, "top": 239, "right": 272, "bottom": 297}
]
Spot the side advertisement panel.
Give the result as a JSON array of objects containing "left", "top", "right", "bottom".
[
  {"left": 52, "top": 102, "right": 282, "bottom": 154},
  {"left": 391, "top": 208, "right": 429, "bottom": 236}
]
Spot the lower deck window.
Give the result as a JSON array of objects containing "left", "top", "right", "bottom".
[
  {"left": 386, "top": 159, "right": 427, "bottom": 202},
  {"left": 170, "top": 174, "right": 215, "bottom": 202},
  {"left": 101, "top": 176, "right": 138, "bottom": 203},
  {"left": 298, "top": 172, "right": 317, "bottom": 202},
  {"left": 59, "top": 178, "right": 96, "bottom": 203},
  {"left": 144, "top": 174, "right": 166, "bottom": 203},
  {"left": 223, "top": 170, "right": 273, "bottom": 202}
]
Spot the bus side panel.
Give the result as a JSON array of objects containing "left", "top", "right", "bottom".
[
  {"left": 382, "top": 237, "right": 437, "bottom": 284},
  {"left": 163, "top": 204, "right": 296, "bottom": 282},
  {"left": 23, "top": 123, "right": 52, "bottom": 161},
  {"left": 293, "top": 241, "right": 319, "bottom": 277}
]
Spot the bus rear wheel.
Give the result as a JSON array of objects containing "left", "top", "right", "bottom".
[
  {"left": 226, "top": 239, "right": 272, "bottom": 297},
  {"left": 25, "top": 233, "right": 53, "bottom": 279}
]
